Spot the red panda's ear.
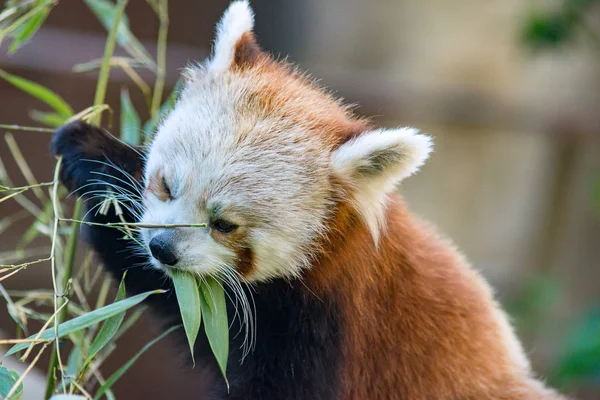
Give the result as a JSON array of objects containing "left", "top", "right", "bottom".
[
  {"left": 332, "top": 128, "right": 432, "bottom": 187},
  {"left": 209, "top": 1, "right": 263, "bottom": 72},
  {"left": 331, "top": 128, "right": 433, "bottom": 241}
]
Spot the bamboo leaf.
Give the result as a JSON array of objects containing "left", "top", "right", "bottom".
[
  {"left": 171, "top": 270, "right": 201, "bottom": 365},
  {"left": 0, "top": 366, "right": 23, "bottom": 400},
  {"left": 65, "top": 343, "right": 83, "bottom": 378},
  {"left": 29, "top": 110, "right": 65, "bottom": 127},
  {"left": 92, "top": 324, "right": 180, "bottom": 400},
  {"left": 0, "top": 69, "right": 73, "bottom": 119},
  {"left": 85, "top": 273, "right": 128, "bottom": 364},
  {"left": 199, "top": 276, "right": 229, "bottom": 383},
  {"left": 120, "top": 88, "right": 141, "bottom": 145},
  {"left": 8, "top": 5, "right": 50, "bottom": 54},
  {"left": 84, "top": 0, "right": 154, "bottom": 67},
  {"left": 5, "top": 289, "right": 165, "bottom": 356}
]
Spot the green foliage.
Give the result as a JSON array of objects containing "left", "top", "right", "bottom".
[
  {"left": 0, "top": 69, "right": 73, "bottom": 121},
  {"left": 6, "top": 289, "right": 165, "bottom": 357},
  {"left": 29, "top": 110, "right": 66, "bottom": 128},
  {"left": 85, "top": 274, "right": 128, "bottom": 365},
  {"left": 0, "top": 0, "right": 55, "bottom": 53},
  {"left": 85, "top": 0, "right": 155, "bottom": 68},
  {"left": 521, "top": 0, "right": 600, "bottom": 50},
  {"left": 199, "top": 276, "right": 229, "bottom": 383},
  {"left": 172, "top": 270, "right": 202, "bottom": 365},
  {"left": 0, "top": 366, "right": 23, "bottom": 400},
  {"left": 0, "top": 1, "right": 232, "bottom": 398},
  {"left": 172, "top": 271, "right": 230, "bottom": 382},
  {"left": 551, "top": 308, "right": 600, "bottom": 387},
  {"left": 522, "top": 13, "right": 574, "bottom": 50}
]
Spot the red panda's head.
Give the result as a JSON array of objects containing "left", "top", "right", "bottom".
[{"left": 141, "top": 1, "right": 432, "bottom": 282}]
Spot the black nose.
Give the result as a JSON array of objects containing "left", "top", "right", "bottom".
[{"left": 149, "top": 233, "right": 178, "bottom": 266}]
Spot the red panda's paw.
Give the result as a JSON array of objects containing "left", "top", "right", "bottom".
[{"left": 50, "top": 121, "right": 144, "bottom": 206}]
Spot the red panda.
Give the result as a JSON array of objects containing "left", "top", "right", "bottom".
[{"left": 51, "top": 2, "right": 568, "bottom": 399}]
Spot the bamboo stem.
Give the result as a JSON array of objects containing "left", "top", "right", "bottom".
[{"left": 150, "top": 0, "right": 169, "bottom": 118}]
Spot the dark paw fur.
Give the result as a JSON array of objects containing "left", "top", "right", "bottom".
[
  {"left": 51, "top": 122, "right": 172, "bottom": 300},
  {"left": 51, "top": 121, "right": 144, "bottom": 201}
]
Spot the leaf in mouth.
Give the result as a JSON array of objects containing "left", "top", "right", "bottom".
[
  {"left": 171, "top": 270, "right": 202, "bottom": 366},
  {"left": 199, "top": 276, "right": 229, "bottom": 386}
]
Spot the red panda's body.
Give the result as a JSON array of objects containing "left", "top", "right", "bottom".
[
  {"left": 310, "top": 197, "right": 563, "bottom": 399},
  {"left": 50, "top": 2, "right": 568, "bottom": 399}
]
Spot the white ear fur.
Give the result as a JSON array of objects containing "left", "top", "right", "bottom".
[
  {"left": 209, "top": 1, "right": 255, "bottom": 73},
  {"left": 331, "top": 128, "right": 433, "bottom": 242}
]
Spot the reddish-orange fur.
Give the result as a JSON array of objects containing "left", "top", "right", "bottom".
[{"left": 304, "top": 195, "right": 565, "bottom": 399}]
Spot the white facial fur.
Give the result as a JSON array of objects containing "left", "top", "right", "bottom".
[
  {"left": 141, "top": 73, "right": 334, "bottom": 281},
  {"left": 139, "top": 1, "right": 433, "bottom": 281}
]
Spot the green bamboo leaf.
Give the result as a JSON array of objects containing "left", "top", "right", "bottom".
[
  {"left": 66, "top": 343, "right": 83, "bottom": 378},
  {"left": 120, "top": 88, "right": 141, "bottom": 145},
  {"left": 84, "top": 0, "right": 154, "bottom": 67},
  {"left": 0, "top": 283, "right": 28, "bottom": 335},
  {"left": 29, "top": 110, "right": 65, "bottom": 127},
  {"left": 0, "top": 366, "right": 23, "bottom": 400},
  {"left": 92, "top": 324, "right": 180, "bottom": 400},
  {"left": 59, "top": 332, "right": 86, "bottom": 392},
  {"left": 550, "top": 308, "right": 600, "bottom": 386},
  {"left": 143, "top": 78, "right": 183, "bottom": 137},
  {"left": 6, "top": 289, "right": 165, "bottom": 356},
  {"left": 85, "top": 273, "right": 128, "bottom": 364},
  {"left": 8, "top": 6, "right": 50, "bottom": 54},
  {"left": 0, "top": 69, "right": 73, "bottom": 119},
  {"left": 171, "top": 270, "right": 201, "bottom": 365},
  {"left": 199, "top": 276, "right": 229, "bottom": 383}
]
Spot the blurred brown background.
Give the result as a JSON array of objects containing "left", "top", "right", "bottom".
[{"left": 1, "top": 1, "right": 599, "bottom": 399}]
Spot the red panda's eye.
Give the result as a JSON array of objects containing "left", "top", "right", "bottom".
[
  {"left": 162, "top": 176, "right": 174, "bottom": 201},
  {"left": 212, "top": 219, "right": 237, "bottom": 233}
]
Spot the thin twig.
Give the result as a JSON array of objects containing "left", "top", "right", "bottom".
[
  {"left": 0, "top": 182, "right": 53, "bottom": 192},
  {"left": 58, "top": 218, "right": 207, "bottom": 229},
  {"left": 0, "top": 267, "right": 26, "bottom": 282},
  {"left": 0, "top": 338, "right": 51, "bottom": 344},
  {"left": 0, "top": 123, "right": 55, "bottom": 133},
  {"left": 0, "top": 257, "right": 51, "bottom": 269},
  {"left": 5, "top": 132, "right": 49, "bottom": 203}
]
